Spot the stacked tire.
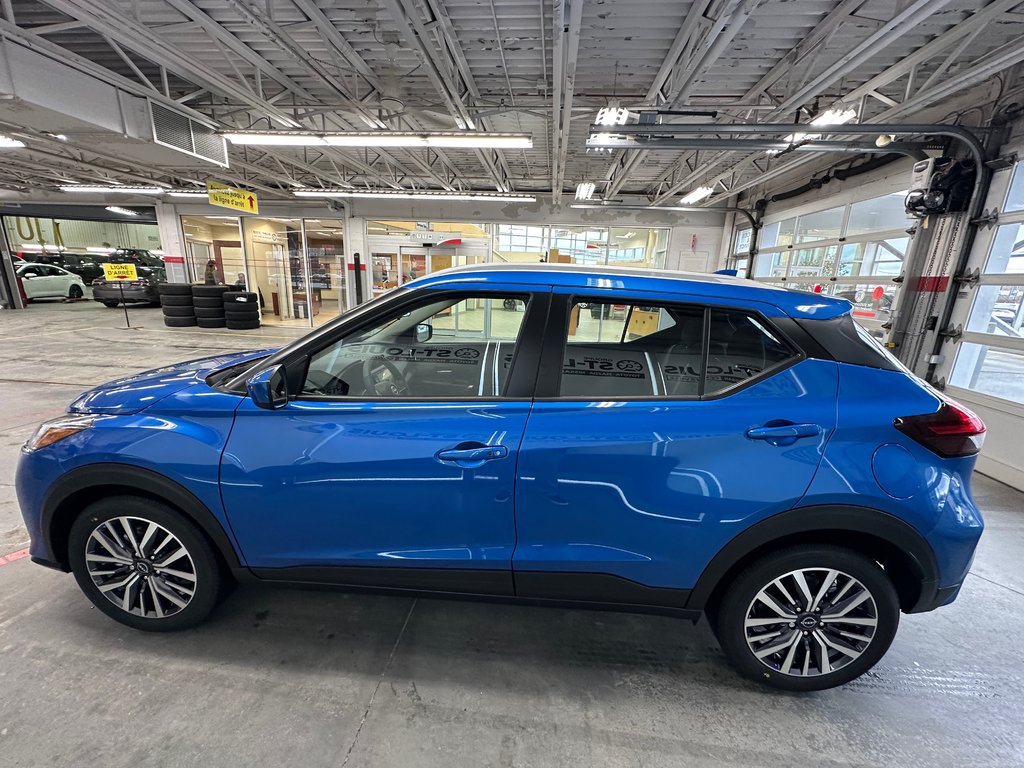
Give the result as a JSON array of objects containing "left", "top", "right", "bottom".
[
  {"left": 159, "top": 283, "right": 196, "bottom": 327},
  {"left": 222, "top": 291, "right": 261, "bottom": 330},
  {"left": 192, "top": 285, "right": 231, "bottom": 328}
]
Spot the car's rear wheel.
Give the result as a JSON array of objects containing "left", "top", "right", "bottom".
[
  {"left": 102, "top": 300, "right": 119, "bottom": 308},
  {"left": 714, "top": 545, "right": 899, "bottom": 691},
  {"left": 68, "top": 496, "right": 223, "bottom": 631},
  {"left": 68, "top": 284, "right": 83, "bottom": 299}
]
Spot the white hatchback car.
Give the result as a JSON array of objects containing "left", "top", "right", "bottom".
[{"left": 17, "top": 262, "right": 86, "bottom": 301}]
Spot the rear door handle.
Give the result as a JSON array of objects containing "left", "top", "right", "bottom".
[
  {"left": 746, "top": 423, "right": 821, "bottom": 446},
  {"left": 435, "top": 444, "right": 509, "bottom": 467}
]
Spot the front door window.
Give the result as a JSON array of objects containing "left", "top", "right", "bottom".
[{"left": 302, "top": 294, "right": 529, "bottom": 399}]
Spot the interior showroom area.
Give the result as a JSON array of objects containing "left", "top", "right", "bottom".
[{"left": 1, "top": 1, "right": 1024, "bottom": 766}]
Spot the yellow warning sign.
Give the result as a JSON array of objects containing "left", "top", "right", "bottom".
[
  {"left": 207, "top": 182, "right": 259, "bottom": 214},
  {"left": 101, "top": 262, "right": 138, "bottom": 281}
]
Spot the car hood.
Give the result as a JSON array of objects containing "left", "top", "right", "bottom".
[{"left": 68, "top": 349, "right": 274, "bottom": 415}]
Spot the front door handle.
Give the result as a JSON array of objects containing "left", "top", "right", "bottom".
[
  {"left": 435, "top": 444, "right": 509, "bottom": 467},
  {"left": 746, "top": 423, "right": 821, "bottom": 446}
]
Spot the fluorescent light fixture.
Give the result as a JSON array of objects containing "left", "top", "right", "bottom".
[
  {"left": 168, "top": 190, "right": 208, "bottom": 198},
  {"left": 60, "top": 185, "right": 164, "bottom": 194},
  {"left": 294, "top": 189, "right": 536, "bottom": 202},
  {"left": 0, "top": 135, "right": 25, "bottom": 148},
  {"left": 221, "top": 131, "right": 532, "bottom": 149},
  {"left": 811, "top": 107, "right": 858, "bottom": 127},
  {"left": 595, "top": 107, "right": 629, "bottom": 127},
  {"left": 679, "top": 186, "right": 714, "bottom": 204},
  {"left": 575, "top": 182, "right": 596, "bottom": 201},
  {"left": 773, "top": 107, "right": 860, "bottom": 149},
  {"left": 105, "top": 206, "right": 138, "bottom": 216}
]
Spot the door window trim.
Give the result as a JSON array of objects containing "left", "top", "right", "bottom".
[
  {"left": 535, "top": 293, "right": 805, "bottom": 402},
  {"left": 290, "top": 288, "right": 550, "bottom": 403}
]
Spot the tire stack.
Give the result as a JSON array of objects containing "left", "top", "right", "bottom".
[
  {"left": 158, "top": 283, "right": 196, "bottom": 327},
  {"left": 222, "top": 291, "right": 261, "bottom": 330},
  {"left": 191, "top": 285, "right": 231, "bottom": 328}
]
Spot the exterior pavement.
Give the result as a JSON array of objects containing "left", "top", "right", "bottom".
[{"left": 0, "top": 300, "right": 1022, "bottom": 767}]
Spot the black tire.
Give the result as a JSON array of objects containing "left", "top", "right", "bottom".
[
  {"left": 191, "top": 284, "right": 231, "bottom": 298},
  {"left": 192, "top": 296, "right": 225, "bottom": 308},
  {"left": 222, "top": 291, "right": 258, "bottom": 306},
  {"left": 161, "top": 305, "right": 196, "bottom": 318},
  {"left": 102, "top": 300, "right": 120, "bottom": 308},
  {"left": 157, "top": 283, "right": 193, "bottom": 296},
  {"left": 67, "top": 496, "right": 224, "bottom": 631},
  {"left": 196, "top": 316, "right": 227, "bottom": 328},
  {"left": 225, "top": 309, "right": 261, "bottom": 321},
  {"left": 714, "top": 545, "right": 899, "bottom": 692},
  {"left": 164, "top": 315, "right": 198, "bottom": 327},
  {"left": 226, "top": 318, "right": 261, "bottom": 330},
  {"left": 194, "top": 306, "right": 226, "bottom": 319},
  {"left": 160, "top": 295, "right": 193, "bottom": 307},
  {"left": 68, "top": 284, "right": 84, "bottom": 299}
]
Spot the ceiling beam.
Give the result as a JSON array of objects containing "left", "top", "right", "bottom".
[{"left": 550, "top": 0, "right": 582, "bottom": 203}]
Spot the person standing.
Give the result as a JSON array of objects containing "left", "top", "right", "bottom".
[{"left": 204, "top": 259, "right": 217, "bottom": 285}]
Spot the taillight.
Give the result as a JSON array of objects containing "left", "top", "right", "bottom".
[{"left": 894, "top": 394, "right": 986, "bottom": 458}]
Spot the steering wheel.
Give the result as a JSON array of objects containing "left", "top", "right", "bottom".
[{"left": 361, "top": 358, "right": 411, "bottom": 397}]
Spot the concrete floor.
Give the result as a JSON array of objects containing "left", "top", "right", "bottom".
[{"left": 1, "top": 300, "right": 1023, "bottom": 767}]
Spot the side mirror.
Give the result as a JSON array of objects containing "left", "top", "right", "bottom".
[
  {"left": 247, "top": 365, "right": 289, "bottom": 410},
  {"left": 416, "top": 323, "right": 433, "bottom": 343}
]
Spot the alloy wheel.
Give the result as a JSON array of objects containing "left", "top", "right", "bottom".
[
  {"left": 743, "top": 567, "right": 878, "bottom": 677},
  {"left": 84, "top": 516, "right": 198, "bottom": 619}
]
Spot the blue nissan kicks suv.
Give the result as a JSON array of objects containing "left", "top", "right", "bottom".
[{"left": 16, "top": 264, "right": 985, "bottom": 691}]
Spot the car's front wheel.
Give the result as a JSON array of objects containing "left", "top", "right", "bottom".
[
  {"left": 68, "top": 284, "right": 83, "bottom": 299},
  {"left": 68, "top": 496, "right": 223, "bottom": 631},
  {"left": 715, "top": 545, "right": 899, "bottom": 691},
  {"left": 101, "top": 300, "right": 119, "bottom": 308}
]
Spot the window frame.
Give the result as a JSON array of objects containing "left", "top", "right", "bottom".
[
  {"left": 291, "top": 287, "right": 549, "bottom": 404},
  {"left": 535, "top": 292, "right": 805, "bottom": 402}
]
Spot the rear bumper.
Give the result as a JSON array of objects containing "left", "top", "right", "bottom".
[{"left": 92, "top": 284, "right": 157, "bottom": 303}]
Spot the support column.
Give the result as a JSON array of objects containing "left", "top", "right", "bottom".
[
  {"left": 154, "top": 202, "right": 190, "bottom": 283},
  {"left": 344, "top": 215, "right": 372, "bottom": 307}
]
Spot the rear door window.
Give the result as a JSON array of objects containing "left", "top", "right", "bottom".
[{"left": 555, "top": 299, "right": 800, "bottom": 399}]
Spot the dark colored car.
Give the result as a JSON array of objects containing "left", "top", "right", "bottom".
[
  {"left": 91, "top": 250, "right": 166, "bottom": 307},
  {"left": 17, "top": 264, "right": 986, "bottom": 691},
  {"left": 20, "top": 252, "right": 105, "bottom": 284}
]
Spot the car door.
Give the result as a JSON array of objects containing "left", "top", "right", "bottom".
[
  {"left": 17, "top": 265, "right": 48, "bottom": 298},
  {"left": 42, "top": 265, "right": 73, "bottom": 295},
  {"left": 220, "top": 287, "right": 546, "bottom": 595},
  {"left": 512, "top": 290, "right": 839, "bottom": 602}
]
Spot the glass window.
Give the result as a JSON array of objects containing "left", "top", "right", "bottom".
[
  {"left": 760, "top": 218, "right": 796, "bottom": 249},
  {"left": 965, "top": 285, "right": 1024, "bottom": 338},
  {"left": 753, "top": 251, "right": 790, "bottom": 278},
  {"left": 789, "top": 245, "right": 839, "bottom": 277},
  {"left": 562, "top": 301, "right": 703, "bottom": 398},
  {"left": 557, "top": 302, "right": 798, "bottom": 399},
  {"left": 705, "top": 309, "right": 798, "bottom": 395},
  {"left": 795, "top": 206, "right": 844, "bottom": 243},
  {"left": 734, "top": 228, "right": 752, "bottom": 255},
  {"left": 1005, "top": 164, "right": 1024, "bottom": 213},
  {"left": 302, "top": 294, "right": 528, "bottom": 399},
  {"left": 836, "top": 238, "right": 906, "bottom": 278},
  {"left": 845, "top": 194, "right": 910, "bottom": 235},
  {"left": 950, "top": 342, "right": 1024, "bottom": 404},
  {"left": 983, "top": 223, "right": 1024, "bottom": 275}
]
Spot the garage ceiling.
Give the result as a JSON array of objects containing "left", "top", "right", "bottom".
[{"left": 1, "top": 0, "right": 1024, "bottom": 206}]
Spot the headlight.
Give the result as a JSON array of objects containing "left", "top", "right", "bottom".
[{"left": 23, "top": 414, "right": 103, "bottom": 452}]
